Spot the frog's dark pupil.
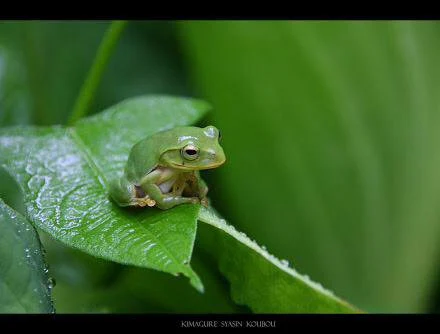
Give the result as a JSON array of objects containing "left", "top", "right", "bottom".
[{"left": 186, "top": 149, "right": 197, "bottom": 156}]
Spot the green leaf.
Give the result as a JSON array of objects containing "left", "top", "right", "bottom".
[
  {"left": 198, "top": 207, "right": 357, "bottom": 313},
  {"left": 0, "top": 199, "right": 54, "bottom": 313},
  {"left": 181, "top": 21, "right": 440, "bottom": 312},
  {"left": 0, "top": 95, "right": 210, "bottom": 292}
]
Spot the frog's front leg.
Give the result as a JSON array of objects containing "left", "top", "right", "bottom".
[
  {"left": 183, "top": 171, "right": 209, "bottom": 207},
  {"left": 140, "top": 169, "right": 199, "bottom": 210},
  {"left": 195, "top": 172, "right": 209, "bottom": 207},
  {"left": 171, "top": 175, "right": 187, "bottom": 196}
]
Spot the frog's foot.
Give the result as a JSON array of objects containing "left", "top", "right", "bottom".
[
  {"left": 200, "top": 197, "right": 209, "bottom": 207},
  {"left": 135, "top": 197, "right": 156, "bottom": 207},
  {"left": 190, "top": 197, "right": 201, "bottom": 205}
]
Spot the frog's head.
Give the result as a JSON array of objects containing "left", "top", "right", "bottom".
[{"left": 160, "top": 125, "right": 226, "bottom": 171}]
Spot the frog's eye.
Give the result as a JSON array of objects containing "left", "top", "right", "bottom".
[{"left": 181, "top": 145, "right": 199, "bottom": 161}]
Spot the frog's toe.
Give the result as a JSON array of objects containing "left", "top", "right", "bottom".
[
  {"left": 189, "top": 197, "right": 200, "bottom": 205},
  {"left": 135, "top": 197, "right": 156, "bottom": 207},
  {"left": 146, "top": 198, "right": 156, "bottom": 207},
  {"left": 200, "top": 198, "right": 209, "bottom": 207}
]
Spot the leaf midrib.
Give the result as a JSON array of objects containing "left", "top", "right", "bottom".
[
  {"left": 68, "top": 128, "right": 108, "bottom": 188},
  {"left": 138, "top": 212, "right": 193, "bottom": 275}
]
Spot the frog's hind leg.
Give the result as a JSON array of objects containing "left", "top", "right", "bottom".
[
  {"left": 109, "top": 177, "right": 155, "bottom": 207},
  {"left": 109, "top": 177, "right": 136, "bottom": 207}
]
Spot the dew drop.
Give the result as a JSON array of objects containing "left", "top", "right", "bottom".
[
  {"left": 24, "top": 248, "right": 31, "bottom": 259},
  {"left": 281, "top": 259, "right": 290, "bottom": 267},
  {"left": 48, "top": 277, "right": 56, "bottom": 289}
]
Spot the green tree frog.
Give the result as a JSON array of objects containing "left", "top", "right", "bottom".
[{"left": 109, "top": 125, "right": 226, "bottom": 210}]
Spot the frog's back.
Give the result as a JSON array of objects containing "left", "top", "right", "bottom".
[{"left": 124, "top": 128, "right": 188, "bottom": 183}]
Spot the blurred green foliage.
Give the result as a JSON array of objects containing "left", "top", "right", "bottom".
[
  {"left": 1, "top": 20, "right": 440, "bottom": 313},
  {"left": 0, "top": 21, "right": 191, "bottom": 126},
  {"left": 180, "top": 21, "right": 440, "bottom": 312}
]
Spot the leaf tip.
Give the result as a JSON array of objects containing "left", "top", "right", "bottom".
[{"left": 188, "top": 271, "right": 205, "bottom": 294}]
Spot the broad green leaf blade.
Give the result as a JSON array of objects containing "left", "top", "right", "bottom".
[
  {"left": 0, "top": 96, "right": 210, "bottom": 291},
  {"left": 181, "top": 21, "right": 440, "bottom": 312},
  {"left": 198, "top": 207, "right": 357, "bottom": 313},
  {"left": 0, "top": 199, "right": 54, "bottom": 313}
]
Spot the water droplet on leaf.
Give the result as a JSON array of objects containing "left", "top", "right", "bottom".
[
  {"left": 48, "top": 277, "right": 56, "bottom": 289},
  {"left": 281, "top": 259, "right": 290, "bottom": 267}
]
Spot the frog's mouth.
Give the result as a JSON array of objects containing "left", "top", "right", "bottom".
[{"left": 170, "top": 159, "right": 225, "bottom": 171}]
